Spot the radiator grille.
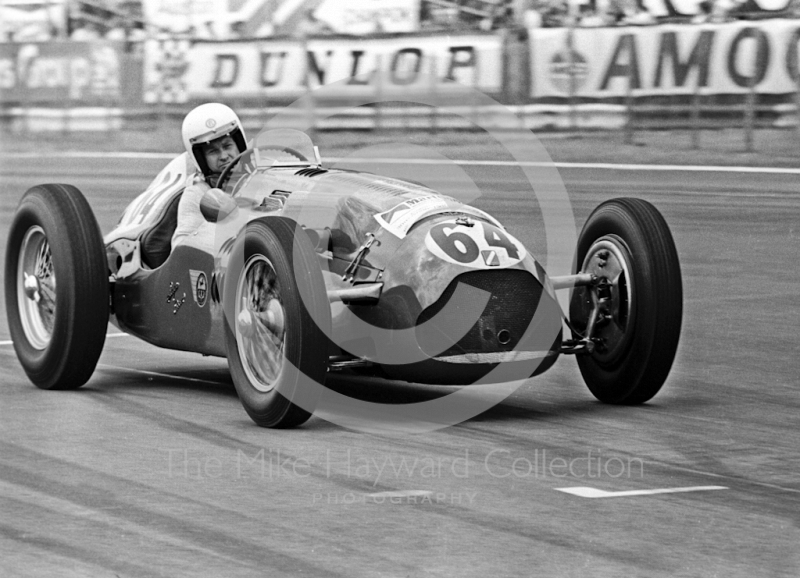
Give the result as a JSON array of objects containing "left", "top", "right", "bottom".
[{"left": 415, "top": 270, "right": 546, "bottom": 358}]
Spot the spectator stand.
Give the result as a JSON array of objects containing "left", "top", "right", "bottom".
[
  {"left": 69, "top": 0, "right": 147, "bottom": 43},
  {"left": 421, "top": 0, "right": 509, "bottom": 30}
]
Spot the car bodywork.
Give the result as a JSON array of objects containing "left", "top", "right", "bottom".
[{"left": 104, "top": 129, "right": 563, "bottom": 385}]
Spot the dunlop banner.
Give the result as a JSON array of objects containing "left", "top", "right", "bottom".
[
  {"left": 143, "top": 33, "right": 503, "bottom": 103},
  {"left": 530, "top": 20, "right": 800, "bottom": 98}
]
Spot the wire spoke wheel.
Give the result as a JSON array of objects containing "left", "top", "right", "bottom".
[
  {"left": 5, "top": 184, "right": 109, "bottom": 390},
  {"left": 17, "top": 226, "right": 57, "bottom": 350},
  {"left": 224, "top": 217, "right": 331, "bottom": 428},
  {"left": 236, "top": 255, "right": 287, "bottom": 392}
]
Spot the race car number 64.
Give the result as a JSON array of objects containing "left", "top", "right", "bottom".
[{"left": 425, "top": 220, "right": 526, "bottom": 269}]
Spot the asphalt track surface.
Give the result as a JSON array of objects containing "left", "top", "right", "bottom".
[{"left": 1, "top": 151, "right": 799, "bottom": 577}]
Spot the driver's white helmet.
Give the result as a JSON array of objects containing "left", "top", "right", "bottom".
[{"left": 181, "top": 103, "right": 247, "bottom": 177}]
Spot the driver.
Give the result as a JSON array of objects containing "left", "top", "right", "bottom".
[{"left": 172, "top": 103, "right": 247, "bottom": 249}]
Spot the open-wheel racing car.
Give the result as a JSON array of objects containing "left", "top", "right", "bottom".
[{"left": 5, "top": 128, "right": 682, "bottom": 428}]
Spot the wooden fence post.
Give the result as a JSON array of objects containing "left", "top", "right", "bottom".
[
  {"left": 624, "top": 40, "right": 635, "bottom": 146},
  {"left": 795, "top": 64, "right": 800, "bottom": 138},
  {"left": 691, "top": 72, "right": 701, "bottom": 150},
  {"left": 429, "top": 54, "right": 437, "bottom": 135}
]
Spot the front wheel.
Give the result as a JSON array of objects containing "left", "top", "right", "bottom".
[
  {"left": 223, "top": 217, "right": 331, "bottom": 428},
  {"left": 5, "top": 184, "right": 109, "bottom": 389},
  {"left": 569, "top": 198, "right": 682, "bottom": 404}
]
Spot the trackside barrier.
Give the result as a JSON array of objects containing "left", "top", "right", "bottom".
[
  {"left": 5, "top": 107, "right": 124, "bottom": 132},
  {"left": 8, "top": 103, "right": 624, "bottom": 133},
  {"left": 4, "top": 99, "right": 797, "bottom": 133}
]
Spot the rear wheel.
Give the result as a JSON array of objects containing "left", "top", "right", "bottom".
[
  {"left": 223, "top": 217, "right": 331, "bottom": 428},
  {"left": 569, "top": 198, "right": 682, "bottom": 404},
  {"left": 5, "top": 184, "right": 109, "bottom": 389}
]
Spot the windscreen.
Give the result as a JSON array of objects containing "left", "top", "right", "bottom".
[{"left": 252, "top": 128, "right": 316, "bottom": 167}]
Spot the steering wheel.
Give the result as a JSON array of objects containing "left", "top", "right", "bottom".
[
  {"left": 215, "top": 146, "right": 311, "bottom": 188},
  {"left": 215, "top": 147, "right": 254, "bottom": 189}
]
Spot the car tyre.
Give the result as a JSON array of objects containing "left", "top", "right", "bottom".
[
  {"left": 5, "top": 184, "right": 109, "bottom": 389},
  {"left": 223, "top": 217, "right": 331, "bottom": 428},
  {"left": 569, "top": 198, "right": 682, "bottom": 404}
]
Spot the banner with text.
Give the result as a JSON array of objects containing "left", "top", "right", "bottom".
[
  {"left": 530, "top": 20, "right": 800, "bottom": 98},
  {"left": 640, "top": 0, "right": 791, "bottom": 18},
  {"left": 0, "top": 41, "right": 127, "bottom": 104},
  {"left": 315, "top": 0, "right": 421, "bottom": 35},
  {"left": 144, "top": 34, "right": 503, "bottom": 103}
]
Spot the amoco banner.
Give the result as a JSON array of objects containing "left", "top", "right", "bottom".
[{"left": 530, "top": 19, "right": 800, "bottom": 98}]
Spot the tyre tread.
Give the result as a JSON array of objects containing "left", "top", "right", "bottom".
[
  {"left": 572, "top": 198, "right": 682, "bottom": 404},
  {"left": 223, "top": 217, "right": 330, "bottom": 428},
  {"left": 5, "top": 184, "right": 108, "bottom": 389}
]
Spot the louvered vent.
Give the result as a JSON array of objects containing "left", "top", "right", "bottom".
[{"left": 294, "top": 167, "right": 328, "bottom": 178}]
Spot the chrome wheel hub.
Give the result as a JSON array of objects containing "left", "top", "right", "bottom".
[
  {"left": 235, "top": 255, "right": 286, "bottom": 392},
  {"left": 580, "top": 236, "right": 633, "bottom": 363},
  {"left": 17, "top": 226, "right": 56, "bottom": 350}
]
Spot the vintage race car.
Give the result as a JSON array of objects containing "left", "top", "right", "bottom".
[{"left": 5, "top": 129, "right": 682, "bottom": 428}]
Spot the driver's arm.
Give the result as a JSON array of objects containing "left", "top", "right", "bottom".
[
  {"left": 199, "top": 186, "right": 237, "bottom": 222},
  {"left": 172, "top": 182, "right": 208, "bottom": 248}
]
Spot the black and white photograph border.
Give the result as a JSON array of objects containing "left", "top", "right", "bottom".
[{"left": 1, "top": 6, "right": 799, "bottom": 577}]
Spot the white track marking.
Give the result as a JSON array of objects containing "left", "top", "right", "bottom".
[
  {"left": 0, "top": 332, "right": 128, "bottom": 347},
  {"left": 1, "top": 331, "right": 224, "bottom": 385},
  {"left": 367, "top": 490, "right": 434, "bottom": 499},
  {"left": 2, "top": 151, "right": 175, "bottom": 160},
  {"left": 96, "top": 363, "right": 226, "bottom": 386},
  {"left": 330, "top": 158, "right": 800, "bottom": 175},
  {"left": 556, "top": 486, "right": 728, "bottom": 498},
  {"left": 3, "top": 328, "right": 800, "bottom": 496},
  {"left": 556, "top": 162, "right": 800, "bottom": 174},
  {"left": 638, "top": 460, "right": 800, "bottom": 495},
  {"left": 2, "top": 151, "right": 799, "bottom": 174}
]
